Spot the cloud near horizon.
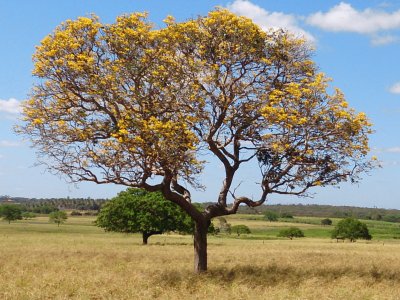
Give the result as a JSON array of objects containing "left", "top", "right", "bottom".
[
  {"left": 389, "top": 82, "right": 400, "bottom": 94},
  {"left": 227, "top": 1, "right": 400, "bottom": 46},
  {"left": 307, "top": 2, "right": 400, "bottom": 45},
  {"left": 0, "top": 140, "right": 21, "bottom": 147},
  {"left": 226, "top": 0, "right": 315, "bottom": 42},
  {"left": 0, "top": 98, "right": 22, "bottom": 114}
]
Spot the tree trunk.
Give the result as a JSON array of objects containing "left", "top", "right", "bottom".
[
  {"left": 142, "top": 232, "right": 150, "bottom": 245},
  {"left": 142, "top": 231, "right": 162, "bottom": 245},
  {"left": 194, "top": 220, "right": 208, "bottom": 273}
]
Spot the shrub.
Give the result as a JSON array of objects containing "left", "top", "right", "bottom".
[
  {"left": 70, "top": 210, "right": 82, "bottom": 216},
  {"left": 21, "top": 212, "right": 36, "bottom": 220},
  {"left": 231, "top": 224, "right": 251, "bottom": 236},
  {"left": 321, "top": 218, "right": 332, "bottom": 226},
  {"left": 280, "top": 212, "right": 293, "bottom": 219},
  {"left": 382, "top": 214, "right": 400, "bottom": 223},
  {"left": 49, "top": 211, "right": 68, "bottom": 226},
  {"left": 217, "top": 217, "right": 232, "bottom": 234},
  {"left": 263, "top": 211, "right": 278, "bottom": 222},
  {"left": 277, "top": 227, "right": 304, "bottom": 240}
]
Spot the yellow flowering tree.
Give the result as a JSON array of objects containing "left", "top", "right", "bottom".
[{"left": 19, "top": 10, "right": 375, "bottom": 273}]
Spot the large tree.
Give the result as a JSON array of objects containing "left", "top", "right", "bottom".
[
  {"left": 18, "top": 10, "right": 374, "bottom": 272},
  {"left": 0, "top": 204, "right": 22, "bottom": 224},
  {"left": 331, "top": 218, "right": 371, "bottom": 242},
  {"left": 96, "top": 188, "right": 193, "bottom": 244}
]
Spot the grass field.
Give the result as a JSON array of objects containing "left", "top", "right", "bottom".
[{"left": 1, "top": 215, "right": 400, "bottom": 299}]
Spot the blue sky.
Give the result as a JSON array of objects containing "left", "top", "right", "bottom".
[{"left": 1, "top": 1, "right": 400, "bottom": 208}]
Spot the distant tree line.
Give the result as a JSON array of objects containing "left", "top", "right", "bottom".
[
  {"left": 225, "top": 203, "right": 400, "bottom": 223},
  {"left": 2, "top": 196, "right": 400, "bottom": 224},
  {"left": 1, "top": 196, "right": 107, "bottom": 212}
]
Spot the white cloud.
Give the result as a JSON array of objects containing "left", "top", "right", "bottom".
[
  {"left": 371, "top": 34, "right": 398, "bottom": 45},
  {"left": 0, "top": 140, "right": 20, "bottom": 147},
  {"left": 389, "top": 82, "right": 400, "bottom": 94},
  {"left": 387, "top": 147, "right": 400, "bottom": 153},
  {"left": 226, "top": 0, "right": 315, "bottom": 42},
  {"left": 0, "top": 98, "right": 22, "bottom": 114},
  {"left": 376, "top": 147, "right": 400, "bottom": 153},
  {"left": 307, "top": 2, "right": 400, "bottom": 34}
]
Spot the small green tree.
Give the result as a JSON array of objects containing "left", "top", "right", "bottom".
[
  {"left": 277, "top": 227, "right": 305, "bottom": 240},
  {"left": 70, "top": 210, "right": 82, "bottom": 216},
  {"left": 280, "top": 212, "right": 294, "bottom": 219},
  {"left": 331, "top": 218, "right": 371, "bottom": 242},
  {"left": 263, "top": 211, "right": 278, "bottom": 222},
  {"left": 96, "top": 188, "right": 193, "bottom": 244},
  {"left": 321, "top": 218, "right": 332, "bottom": 226},
  {"left": 0, "top": 204, "right": 22, "bottom": 224},
  {"left": 216, "top": 217, "right": 232, "bottom": 234},
  {"left": 231, "top": 224, "right": 251, "bottom": 236},
  {"left": 21, "top": 212, "right": 37, "bottom": 220},
  {"left": 49, "top": 211, "right": 68, "bottom": 227}
]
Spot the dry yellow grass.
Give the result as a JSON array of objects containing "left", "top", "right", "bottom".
[{"left": 1, "top": 217, "right": 400, "bottom": 299}]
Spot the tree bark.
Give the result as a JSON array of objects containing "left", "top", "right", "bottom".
[
  {"left": 142, "top": 231, "right": 163, "bottom": 245},
  {"left": 194, "top": 220, "right": 208, "bottom": 273},
  {"left": 142, "top": 232, "right": 150, "bottom": 245}
]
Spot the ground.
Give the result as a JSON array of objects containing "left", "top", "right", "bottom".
[{"left": 1, "top": 215, "right": 400, "bottom": 299}]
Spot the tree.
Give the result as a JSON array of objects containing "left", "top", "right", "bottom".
[
  {"left": 277, "top": 227, "right": 305, "bottom": 240},
  {"left": 321, "top": 218, "right": 332, "bottom": 226},
  {"left": 0, "top": 204, "right": 22, "bottom": 224},
  {"left": 280, "top": 212, "right": 293, "bottom": 219},
  {"left": 70, "top": 210, "right": 83, "bottom": 216},
  {"left": 331, "top": 218, "right": 371, "bottom": 242},
  {"left": 382, "top": 214, "right": 400, "bottom": 223},
  {"left": 95, "top": 188, "right": 193, "bottom": 244},
  {"left": 231, "top": 224, "right": 251, "bottom": 236},
  {"left": 49, "top": 211, "right": 68, "bottom": 226},
  {"left": 216, "top": 217, "right": 232, "bottom": 234},
  {"left": 263, "top": 211, "right": 278, "bottom": 222},
  {"left": 18, "top": 10, "right": 374, "bottom": 272},
  {"left": 22, "top": 212, "right": 37, "bottom": 220}
]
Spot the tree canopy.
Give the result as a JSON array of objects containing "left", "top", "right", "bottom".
[
  {"left": 331, "top": 218, "right": 371, "bottom": 242},
  {"left": 263, "top": 210, "right": 279, "bottom": 222},
  {"left": 277, "top": 227, "right": 305, "bottom": 240},
  {"left": 321, "top": 218, "right": 332, "bottom": 226},
  {"left": 231, "top": 224, "right": 251, "bottom": 236},
  {"left": 96, "top": 188, "right": 193, "bottom": 244},
  {"left": 49, "top": 211, "right": 68, "bottom": 226},
  {"left": 0, "top": 204, "right": 22, "bottom": 224},
  {"left": 18, "top": 9, "right": 375, "bottom": 272}
]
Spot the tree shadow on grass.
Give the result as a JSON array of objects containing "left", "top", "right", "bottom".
[{"left": 152, "top": 263, "right": 400, "bottom": 289}]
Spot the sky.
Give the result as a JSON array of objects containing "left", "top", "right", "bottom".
[{"left": 1, "top": 0, "right": 400, "bottom": 209}]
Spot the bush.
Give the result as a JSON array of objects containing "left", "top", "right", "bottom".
[
  {"left": 32, "top": 205, "right": 58, "bottom": 214},
  {"left": 22, "top": 212, "right": 36, "bottom": 220},
  {"left": 263, "top": 211, "right": 278, "bottom": 222},
  {"left": 277, "top": 227, "right": 304, "bottom": 240},
  {"left": 49, "top": 211, "right": 68, "bottom": 226},
  {"left": 70, "top": 210, "right": 82, "bottom": 216},
  {"left": 382, "top": 214, "right": 400, "bottom": 223},
  {"left": 331, "top": 218, "right": 371, "bottom": 242},
  {"left": 321, "top": 218, "right": 332, "bottom": 226},
  {"left": 280, "top": 212, "right": 293, "bottom": 219},
  {"left": 217, "top": 217, "right": 231, "bottom": 234},
  {"left": 231, "top": 224, "right": 251, "bottom": 236}
]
